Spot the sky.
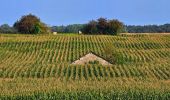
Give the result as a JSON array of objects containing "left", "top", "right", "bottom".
[{"left": 0, "top": 0, "right": 169, "bottom": 26}]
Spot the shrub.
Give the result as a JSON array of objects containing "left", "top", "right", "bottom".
[{"left": 103, "top": 43, "right": 120, "bottom": 64}]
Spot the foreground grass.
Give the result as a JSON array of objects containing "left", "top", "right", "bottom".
[{"left": 0, "top": 78, "right": 170, "bottom": 100}]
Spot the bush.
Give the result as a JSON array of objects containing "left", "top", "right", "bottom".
[{"left": 103, "top": 43, "right": 120, "bottom": 64}]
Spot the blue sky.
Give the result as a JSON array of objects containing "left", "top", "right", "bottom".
[{"left": 0, "top": 0, "right": 169, "bottom": 26}]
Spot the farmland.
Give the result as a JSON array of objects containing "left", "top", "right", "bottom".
[{"left": 0, "top": 34, "right": 170, "bottom": 99}]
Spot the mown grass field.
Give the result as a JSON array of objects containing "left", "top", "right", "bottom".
[{"left": 0, "top": 34, "right": 170, "bottom": 99}]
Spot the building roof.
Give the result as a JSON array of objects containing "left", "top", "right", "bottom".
[{"left": 71, "top": 52, "right": 112, "bottom": 66}]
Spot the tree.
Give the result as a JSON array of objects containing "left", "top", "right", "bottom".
[
  {"left": 82, "top": 17, "right": 124, "bottom": 35},
  {"left": 97, "top": 18, "right": 108, "bottom": 34},
  {"left": 82, "top": 20, "right": 98, "bottom": 34},
  {"left": 13, "top": 14, "right": 49, "bottom": 34},
  {"left": 108, "top": 19, "right": 124, "bottom": 35}
]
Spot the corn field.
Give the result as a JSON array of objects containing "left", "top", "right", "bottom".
[{"left": 0, "top": 34, "right": 170, "bottom": 99}]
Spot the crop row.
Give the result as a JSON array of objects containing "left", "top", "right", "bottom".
[
  {"left": 0, "top": 35, "right": 170, "bottom": 65},
  {"left": 0, "top": 63, "right": 169, "bottom": 80}
]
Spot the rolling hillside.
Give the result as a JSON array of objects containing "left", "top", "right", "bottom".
[{"left": 0, "top": 34, "right": 170, "bottom": 99}]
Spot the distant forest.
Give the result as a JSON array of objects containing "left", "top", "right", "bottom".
[
  {"left": 125, "top": 24, "right": 170, "bottom": 33},
  {"left": 1, "top": 23, "right": 170, "bottom": 34},
  {"left": 51, "top": 24, "right": 85, "bottom": 33},
  {"left": 51, "top": 24, "right": 170, "bottom": 33}
]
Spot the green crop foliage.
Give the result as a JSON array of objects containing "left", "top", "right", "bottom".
[{"left": 0, "top": 34, "right": 170, "bottom": 99}]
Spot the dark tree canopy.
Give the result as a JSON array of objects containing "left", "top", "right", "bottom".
[
  {"left": 13, "top": 14, "right": 49, "bottom": 34},
  {"left": 108, "top": 19, "right": 124, "bottom": 34},
  {"left": 82, "top": 18, "right": 124, "bottom": 35},
  {"left": 97, "top": 18, "right": 108, "bottom": 34},
  {"left": 82, "top": 20, "right": 98, "bottom": 34}
]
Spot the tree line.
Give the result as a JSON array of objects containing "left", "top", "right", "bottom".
[
  {"left": 1, "top": 14, "right": 170, "bottom": 34},
  {"left": 51, "top": 24, "right": 170, "bottom": 34},
  {"left": 51, "top": 18, "right": 124, "bottom": 35},
  {"left": 126, "top": 24, "right": 170, "bottom": 33},
  {"left": 51, "top": 24, "right": 85, "bottom": 33}
]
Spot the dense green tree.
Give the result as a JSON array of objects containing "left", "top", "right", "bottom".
[
  {"left": 82, "top": 20, "right": 98, "bottom": 34},
  {"left": 82, "top": 17, "right": 124, "bottom": 35},
  {"left": 97, "top": 18, "right": 108, "bottom": 34},
  {"left": 13, "top": 14, "right": 49, "bottom": 34},
  {"left": 108, "top": 19, "right": 124, "bottom": 35}
]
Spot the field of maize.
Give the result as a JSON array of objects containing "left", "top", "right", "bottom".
[{"left": 0, "top": 34, "right": 170, "bottom": 99}]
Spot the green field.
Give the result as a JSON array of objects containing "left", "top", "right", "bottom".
[{"left": 0, "top": 34, "right": 170, "bottom": 99}]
